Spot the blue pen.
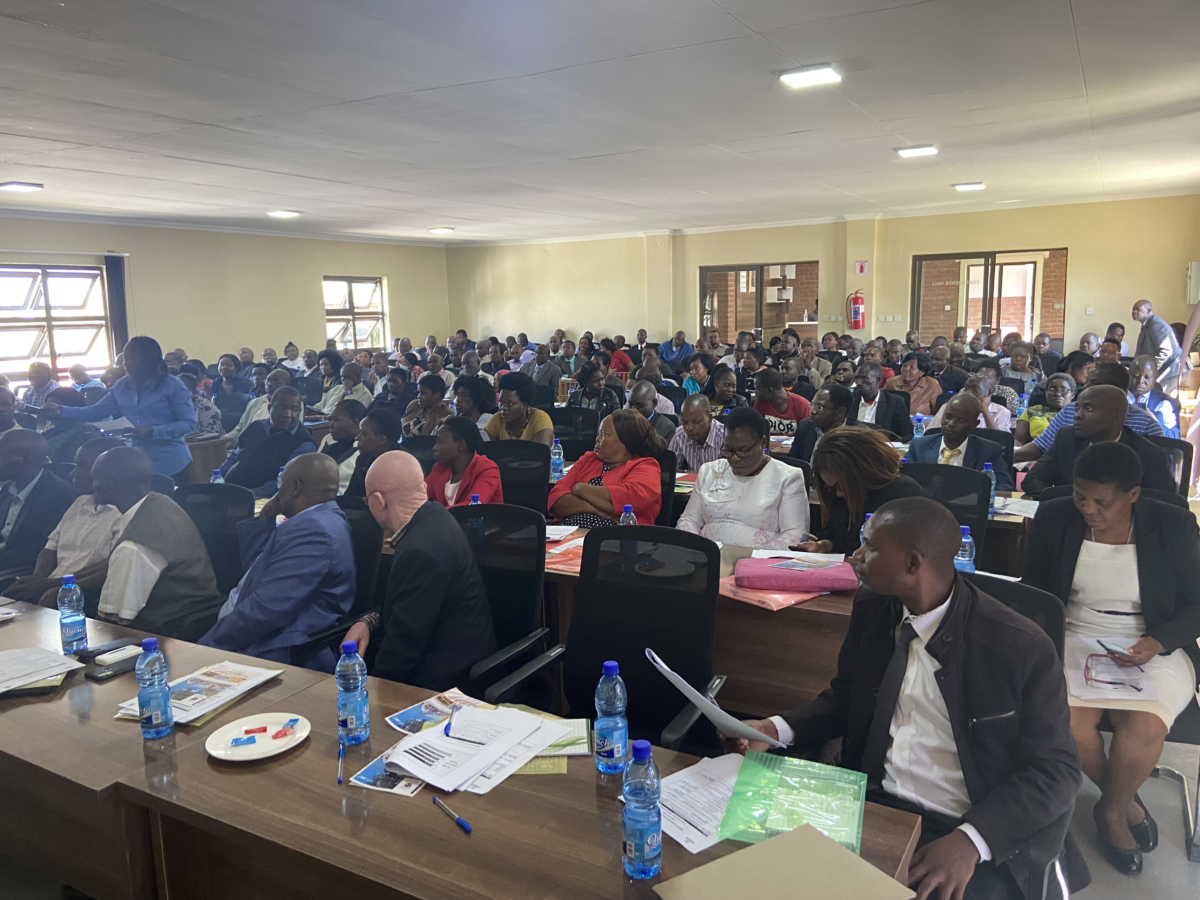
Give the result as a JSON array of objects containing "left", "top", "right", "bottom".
[
  {"left": 433, "top": 795, "right": 472, "bottom": 834},
  {"left": 337, "top": 742, "right": 344, "bottom": 785}
]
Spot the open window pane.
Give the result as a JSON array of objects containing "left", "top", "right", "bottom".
[
  {"left": 0, "top": 327, "right": 45, "bottom": 362},
  {"left": 323, "top": 280, "right": 350, "bottom": 310},
  {"left": 45, "top": 271, "right": 105, "bottom": 317},
  {"left": 0, "top": 269, "right": 44, "bottom": 318},
  {"left": 351, "top": 281, "right": 381, "bottom": 311},
  {"left": 323, "top": 276, "right": 385, "bottom": 349}
]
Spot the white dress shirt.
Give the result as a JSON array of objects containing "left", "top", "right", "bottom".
[
  {"left": 770, "top": 595, "right": 992, "bottom": 862},
  {"left": 938, "top": 437, "right": 966, "bottom": 467},
  {"left": 857, "top": 396, "right": 879, "bottom": 425},
  {"left": 44, "top": 494, "right": 122, "bottom": 577},
  {"left": 97, "top": 496, "right": 168, "bottom": 624}
]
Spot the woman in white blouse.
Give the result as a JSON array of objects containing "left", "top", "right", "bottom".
[{"left": 676, "top": 407, "right": 809, "bottom": 549}]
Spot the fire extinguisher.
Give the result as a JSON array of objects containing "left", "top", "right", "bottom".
[{"left": 847, "top": 290, "right": 866, "bottom": 331}]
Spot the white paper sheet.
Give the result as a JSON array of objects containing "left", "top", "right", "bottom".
[
  {"left": 464, "top": 718, "right": 571, "bottom": 794},
  {"left": 100, "top": 417, "right": 135, "bottom": 431},
  {"left": 660, "top": 754, "right": 744, "bottom": 853},
  {"left": 750, "top": 550, "right": 845, "bottom": 566},
  {"left": 117, "top": 661, "right": 282, "bottom": 724},
  {"left": 0, "top": 648, "right": 83, "bottom": 694},
  {"left": 1065, "top": 636, "right": 1155, "bottom": 701},
  {"left": 646, "top": 648, "right": 785, "bottom": 748},
  {"left": 994, "top": 497, "right": 1039, "bottom": 518},
  {"left": 536, "top": 718, "right": 591, "bottom": 756},
  {"left": 545, "top": 526, "right": 580, "bottom": 542},
  {"left": 547, "top": 536, "right": 587, "bottom": 555}
]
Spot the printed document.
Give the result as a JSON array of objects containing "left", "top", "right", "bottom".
[
  {"left": 1066, "top": 636, "right": 1156, "bottom": 702},
  {"left": 660, "top": 754, "right": 743, "bottom": 853},
  {"left": 0, "top": 648, "right": 83, "bottom": 694},
  {"left": 117, "top": 661, "right": 282, "bottom": 724},
  {"left": 464, "top": 718, "right": 572, "bottom": 794}
]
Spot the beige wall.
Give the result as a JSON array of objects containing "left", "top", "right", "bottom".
[{"left": 0, "top": 217, "right": 449, "bottom": 363}]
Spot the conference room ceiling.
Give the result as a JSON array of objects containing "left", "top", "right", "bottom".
[{"left": 0, "top": 0, "right": 1197, "bottom": 244}]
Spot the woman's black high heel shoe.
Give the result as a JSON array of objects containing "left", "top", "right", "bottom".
[{"left": 1129, "top": 794, "right": 1159, "bottom": 853}]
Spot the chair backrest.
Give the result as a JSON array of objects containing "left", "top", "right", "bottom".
[
  {"left": 1146, "top": 435, "right": 1193, "bottom": 497},
  {"left": 658, "top": 384, "right": 688, "bottom": 415},
  {"left": 303, "top": 374, "right": 325, "bottom": 406},
  {"left": 14, "top": 412, "right": 36, "bottom": 430},
  {"left": 81, "top": 386, "right": 107, "bottom": 406},
  {"left": 46, "top": 461, "right": 76, "bottom": 483},
  {"left": 478, "top": 440, "right": 551, "bottom": 517},
  {"left": 934, "top": 392, "right": 952, "bottom": 414},
  {"left": 901, "top": 463, "right": 991, "bottom": 556},
  {"left": 564, "top": 526, "right": 721, "bottom": 738},
  {"left": 399, "top": 434, "right": 437, "bottom": 476},
  {"left": 206, "top": 363, "right": 220, "bottom": 380},
  {"left": 881, "top": 388, "right": 911, "bottom": 415},
  {"left": 999, "top": 376, "right": 1027, "bottom": 395},
  {"left": 1038, "top": 483, "right": 1189, "bottom": 509},
  {"left": 924, "top": 427, "right": 1014, "bottom": 469},
  {"left": 335, "top": 496, "right": 384, "bottom": 619},
  {"left": 448, "top": 504, "right": 545, "bottom": 649},
  {"left": 547, "top": 407, "right": 599, "bottom": 462},
  {"left": 965, "top": 572, "right": 1065, "bottom": 658},
  {"left": 173, "top": 483, "right": 256, "bottom": 594},
  {"left": 531, "top": 384, "right": 556, "bottom": 410},
  {"left": 769, "top": 452, "right": 812, "bottom": 486},
  {"left": 150, "top": 474, "right": 176, "bottom": 496},
  {"left": 213, "top": 391, "right": 252, "bottom": 433},
  {"left": 655, "top": 451, "right": 678, "bottom": 526}
]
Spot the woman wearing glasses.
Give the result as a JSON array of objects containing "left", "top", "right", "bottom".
[{"left": 1023, "top": 442, "right": 1200, "bottom": 876}]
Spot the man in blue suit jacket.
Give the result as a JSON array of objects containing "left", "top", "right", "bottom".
[
  {"left": 201, "top": 454, "right": 355, "bottom": 670},
  {"left": 904, "top": 394, "right": 1014, "bottom": 490}
]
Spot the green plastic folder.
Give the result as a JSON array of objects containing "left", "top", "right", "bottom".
[{"left": 717, "top": 751, "right": 867, "bottom": 854}]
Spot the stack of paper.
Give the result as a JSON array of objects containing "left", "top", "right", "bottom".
[
  {"left": 384, "top": 687, "right": 493, "bottom": 735},
  {"left": 994, "top": 496, "right": 1039, "bottom": 518},
  {"left": 0, "top": 648, "right": 83, "bottom": 695},
  {"left": 659, "top": 754, "right": 744, "bottom": 853},
  {"left": 751, "top": 549, "right": 845, "bottom": 564},
  {"left": 545, "top": 525, "right": 579, "bottom": 543},
  {"left": 1066, "top": 636, "right": 1156, "bottom": 701},
  {"left": 115, "top": 661, "right": 282, "bottom": 725}
]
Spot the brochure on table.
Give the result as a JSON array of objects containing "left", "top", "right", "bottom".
[{"left": 116, "top": 661, "right": 282, "bottom": 724}]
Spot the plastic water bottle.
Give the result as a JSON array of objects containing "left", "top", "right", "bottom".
[
  {"left": 594, "top": 660, "right": 628, "bottom": 774},
  {"left": 859, "top": 512, "right": 871, "bottom": 548},
  {"left": 954, "top": 526, "right": 976, "bottom": 573},
  {"left": 619, "top": 504, "right": 638, "bottom": 572},
  {"left": 467, "top": 493, "right": 485, "bottom": 555},
  {"left": 448, "top": 398, "right": 457, "bottom": 415},
  {"left": 911, "top": 414, "right": 926, "bottom": 438},
  {"left": 209, "top": 469, "right": 224, "bottom": 484},
  {"left": 983, "top": 462, "right": 997, "bottom": 517},
  {"left": 550, "top": 439, "right": 565, "bottom": 481},
  {"left": 336, "top": 640, "right": 370, "bottom": 745},
  {"left": 1016, "top": 393, "right": 1028, "bottom": 417},
  {"left": 57, "top": 574, "right": 87, "bottom": 655},
  {"left": 135, "top": 638, "right": 173, "bottom": 739},
  {"left": 276, "top": 466, "right": 285, "bottom": 490},
  {"left": 622, "top": 739, "right": 662, "bottom": 879}
]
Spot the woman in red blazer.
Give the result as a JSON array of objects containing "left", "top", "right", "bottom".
[
  {"left": 548, "top": 409, "right": 666, "bottom": 527},
  {"left": 425, "top": 416, "right": 503, "bottom": 507}
]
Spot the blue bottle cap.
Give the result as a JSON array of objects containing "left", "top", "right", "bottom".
[
  {"left": 341, "top": 640, "right": 358, "bottom": 655},
  {"left": 212, "top": 469, "right": 221, "bottom": 476},
  {"left": 602, "top": 660, "right": 619, "bottom": 676},
  {"left": 141, "top": 637, "right": 157, "bottom": 652},
  {"left": 554, "top": 438, "right": 561, "bottom": 445},
  {"left": 960, "top": 525, "right": 971, "bottom": 536},
  {"left": 623, "top": 504, "right": 633, "bottom": 513},
  {"left": 470, "top": 494, "right": 480, "bottom": 502},
  {"left": 983, "top": 462, "right": 993, "bottom": 470},
  {"left": 632, "top": 740, "right": 652, "bottom": 760},
  {"left": 61, "top": 574, "right": 75, "bottom": 586}
]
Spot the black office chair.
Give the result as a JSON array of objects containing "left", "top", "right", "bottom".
[
  {"left": 214, "top": 391, "right": 252, "bottom": 434},
  {"left": 1146, "top": 435, "right": 1193, "bottom": 497},
  {"left": 302, "top": 374, "right": 325, "bottom": 407},
  {"left": 934, "top": 392, "right": 953, "bottom": 414},
  {"left": 658, "top": 384, "right": 688, "bottom": 415},
  {"left": 206, "top": 363, "right": 220, "bottom": 380},
  {"left": 547, "top": 407, "right": 599, "bottom": 462},
  {"left": 46, "top": 461, "right": 75, "bottom": 483},
  {"left": 924, "top": 427, "right": 1014, "bottom": 470},
  {"left": 881, "top": 388, "right": 911, "bottom": 415},
  {"left": 150, "top": 474, "right": 176, "bottom": 496},
  {"left": 173, "top": 483, "right": 256, "bottom": 594},
  {"left": 1038, "top": 483, "right": 1188, "bottom": 509},
  {"left": 655, "top": 451, "right": 677, "bottom": 526},
  {"left": 399, "top": 434, "right": 437, "bottom": 476},
  {"left": 902, "top": 463, "right": 991, "bottom": 557},
  {"left": 479, "top": 440, "right": 551, "bottom": 517},
  {"left": 81, "top": 386, "right": 107, "bottom": 406},
  {"left": 528, "top": 384, "right": 555, "bottom": 411},
  {"left": 448, "top": 504, "right": 551, "bottom": 700},
  {"left": 967, "top": 572, "right": 1064, "bottom": 657},
  {"left": 484, "top": 526, "right": 724, "bottom": 752},
  {"left": 14, "top": 412, "right": 36, "bottom": 430},
  {"left": 999, "top": 376, "right": 1028, "bottom": 395}
]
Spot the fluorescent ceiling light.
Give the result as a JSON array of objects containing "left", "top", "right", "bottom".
[
  {"left": 896, "top": 145, "right": 937, "bottom": 158},
  {"left": 779, "top": 65, "right": 841, "bottom": 88},
  {"left": 428, "top": 227, "right": 455, "bottom": 235},
  {"left": 266, "top": 210, "right": 300, "bottom": 218},
  {"left": 954, "top": 182, "right": 986, "bottom": 192},
  {"left": 0, "top": 182, "right": 44, "bottom": 192}
]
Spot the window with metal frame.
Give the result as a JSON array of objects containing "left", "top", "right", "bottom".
[
  {"left": 0, "top": 265, "right": 113, "bottom": 394},
  {"left": 322, "top": 276, "right": 386, "bottom": 350}
]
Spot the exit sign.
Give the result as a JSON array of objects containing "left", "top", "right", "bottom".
[{"left": 854, "top": 260, "right": 869, "bottom": 275}]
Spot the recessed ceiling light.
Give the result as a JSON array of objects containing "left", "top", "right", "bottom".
[
  {"left": 266, "top": 210, "right": 300, "bottom": 218},
  {"left": 896, "top": 145, "right": 937, "bottom": 158},
  {"left": 954, "top": 182, "right": 986, "bottom": 192},
  {"left": 779, "top": 65, "right": 841, "bottom": 88},
  {"left": 0, "top": 181, "right": 44, "bottom": 193},
  {"left": 428, "top": 227, "right": 455, "bottom": 235}
]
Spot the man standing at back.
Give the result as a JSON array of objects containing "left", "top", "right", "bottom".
[
  {"left": 91, "top": 446, "right": 223, "bottom": 640},
  {"left": 1132, "top": 299, "right": 1184, "bottom": 393},
  {"left": 201, "top": 454, "right": 355, "bottom": 670}
]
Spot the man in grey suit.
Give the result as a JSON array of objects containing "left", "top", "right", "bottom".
[
  {"left": 799, "top": 338, "right": 831, "bottom": 390},
  {"left": 1132, "top": 299, "right": 1184, "bottom": 393},
  {"left": 520, "top": 342, "right": 562, "bottom": 388}
]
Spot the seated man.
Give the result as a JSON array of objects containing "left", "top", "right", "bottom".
[
  {"left": 200, "top": 454, "right": 356, "bottom": 670},
  {"left": 625, "top": 366, "right": 676, "bottom": 416},
  {"left": 628, "top": 380, "right": 677, "bottom": 443},
  {"left": 929, "top": 345, "right": 969, "bottom": 395},
  {"left": 220, "top": 386, "right": 317, "bottom": 497},
  {"left": 0, "top": 387, "right": 20, "bottom": 436},
  {"left": 0, "top": 430, "right": 77, "bottom": 589},
  {"left": 343, "top": 451, "right": 496, "bottom": 690},
  {"left": 905, "top": 394, "right": 1015, "bottom": 490},
  {"left": 780, "top": 357, "right": 816, "bottom": 402},
  {"left": 1127, "top": 355, "right": 1179, "bottom": 438},
  {"left": 789, "top": 384, "right": 857, "bottom": 465},
  {"left": 68, "top": 364, "right": 104, "bottom": 393},
  {"left": 731, "top": 497, "right": 1082, "bottom": 900},
  {"left": 1022, "top": 385, "right": 1174, "bottom": 497},
  {"left": 520, "top": 342, "right": 562, "bottom": 388},
  {"left": 318, "top": 361, "right": 374, "bottom": 414},
  {"left": 7, "top": 437, "right": 125, "bottom": 607},
  {"left": 668, "top": 393, "right": 724, "bottom": 472},
  {"left": 224, "top": 367, "right": 292, "bottom": 446},
  {"left": 751, "top": 367, "right": 810, "bottom": 436},
  {"left": 928, "top": 374, "right": 1012, "bottom": 432},
  {"left": 91, "top": 446, "right": 223, "bottom": 639},
  {"left": 850, "top": 362, "right": 913, "bottom": 441}
]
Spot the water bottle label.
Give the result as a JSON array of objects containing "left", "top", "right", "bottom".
[
  {"left": 140, "top": 706, "right": 164, "bottom": 726},
  {"left": 61, "top": 619, "right": 86, "bottom": 644},
  {"left": 596, "top": 730, "right": 626, "bottom": 760},
  {"left": 623, "top": 831, "right": 661, "bottom": 861}
]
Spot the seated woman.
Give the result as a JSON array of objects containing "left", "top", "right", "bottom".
[
  {"left": 704, "top": 363, "right": 747, "bottom": 413},
  {"left": 449, "top": 374, "right": 495, "bottom": 436},
  {"left": 425, "top": 416, "right": 503, "bottom": 508},
  {"left": 677, "top": 407, "right": 808, "bottom": 548},
  {"left": 1058, "top": 349, "right": 1096, "bottom": 387},
  {"left": 1015, "top": 372, "right": 1073, "bottom": 445},
  {"left": 177, "top": 371, "right": 223, "bottom": 437},
  {"left": 796, "top": 427, "right": 922, "bottom": 554},
  {"left": 401, "top": 373, "right": 453, "bottom": 438},
  {"left": 548, "top": 409, "right": 665, "bottom": 527},
  {"left": 315, "top": 349, "right": 343, "bottom": 395},
  {"left": 209, "top": 353, "right": 254, "bottom": 398},
  {"left": 565, "top": 362, "right": 623, "bottom": 422},
  {"left": 682, "top": 353, "right": 717, "bottom": 396},
  {"left": 484, "top": 371, "right": 554, "bottom": 445},
  {"left": 1000, "top": 341, "right": 1041, "bottom": 393},
  {"left": 1023, "top": 442, "right": 1200, "bottom": 875},
  {"left": 369, "top": 366, "right": 418, "bottom": 414},
  {"left": 318, "top": 398, "right": 367, "bottom": 494},
  {"left": 883, "top": 352, "right": 941, "bottom": 416},
  {"left": 599, "top": 338, "right": 633, "bottom": 374},
  {"left": 345, "top": 407, "right": 402, "bottom": 498}
]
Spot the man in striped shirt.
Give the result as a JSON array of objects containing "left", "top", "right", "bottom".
[{"left": 669, "top": 394, "right": 725, "bottom": 472}]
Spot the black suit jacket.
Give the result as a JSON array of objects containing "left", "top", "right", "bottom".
[
  {"left": 781, "top": 577, "right": 1080, "bottom": 897},
  {"left": 788, "top": 418, "right": 863, "bottom": 464},
  {"left": 849, "top": 390, "right": 914, "bottom": 441},
  {"left": 1022, "top": 426, "right": 1175, "bottom": 497},
  {"left": 0, "top": 468, "right": 76, "bottom": 577},
  {"left": 1022, "top": 496, "right": 1200, "bottom": 681},
  {"left": 934, "top": 365, "right": 969, "bottom": 395},
  {"left": 373, "top": 502, "right": 497, "bottom": 691}
]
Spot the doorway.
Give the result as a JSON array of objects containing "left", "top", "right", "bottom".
[{"left": 700, "top": 262, "right": 819, "bottom": 343}]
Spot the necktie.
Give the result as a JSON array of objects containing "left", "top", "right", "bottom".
[
  {"left": 860, "top": 619, "right": 918, "bottom": 785},
  {"left": 940, "top": 446, "right": 962, "bottom": 464}
]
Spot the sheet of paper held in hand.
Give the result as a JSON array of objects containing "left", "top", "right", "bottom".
[
  {"left": 0, "top": 648, "right": 83, "bottom": 694},
  {"left": 116, "top": 661, "right": 282, "bottom": 724},
  {"left": 646, "top": 648, "right": 785, "bottom": 748},
  {"left": 1066, "top": 636, "right": 1156, "bottom": 702}
]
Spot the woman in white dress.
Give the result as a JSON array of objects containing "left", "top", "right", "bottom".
[
  {"left": 1023, "top": 442, "right": 1200, "bottom": 876},
  {"left": 676, "top": 407, "right": 809, "bottom": 549}
]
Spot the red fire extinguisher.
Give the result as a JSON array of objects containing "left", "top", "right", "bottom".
[{"left": 847, "top": 290, "right": 866, "bottom": 331}]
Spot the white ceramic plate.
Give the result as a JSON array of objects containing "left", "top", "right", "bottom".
[{"left": 205, "top": 713, "right": 310, "bottom": 762}]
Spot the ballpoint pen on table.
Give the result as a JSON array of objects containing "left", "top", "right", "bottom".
[
  {"left": 337, "top": 742, "right": 344, "bottom": 785},
  {"left": 432, "top": 795, "right": 472, "bottom": 834}
]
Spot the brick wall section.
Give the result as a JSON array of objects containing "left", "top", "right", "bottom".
[
  {"left": 763, "top": 262, "right": 818, "bottom": 335},
  {"left": 705, "top": 271, "right": 737, "bottom": 339},
  {"left": 918, "top": 260, "right": 962, "bottom": 339},
  {"left": 1040, "top": 250, "right": 1067, "bottom": 339}
]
